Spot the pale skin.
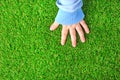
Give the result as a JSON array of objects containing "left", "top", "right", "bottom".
[{"left": 50, "top": 20, "right": 90, "bottom": 47}]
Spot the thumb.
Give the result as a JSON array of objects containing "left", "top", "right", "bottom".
[{"left": 50, "top": 22, "right": 59, "bottom": 31}]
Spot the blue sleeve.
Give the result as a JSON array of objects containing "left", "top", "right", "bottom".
[{"left": 55, "top": 0, "right": 85, "bottom": 25}]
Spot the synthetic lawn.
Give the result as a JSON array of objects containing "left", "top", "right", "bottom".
[{"left": 0, "top": 0, "right": 120, "bottom": 80}]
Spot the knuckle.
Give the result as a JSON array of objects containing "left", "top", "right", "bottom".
[
  {"left": 62, "top": 33, "right": 67, "bottom": 36},
  {"left": 80, "top": 33, "right": 84, "bottom": 37},
  {"left": 72, "top": 36, "right": 76, "bottom": 40},
  {"left": 62, "top": 38, "right": 66, "bottom": 41}
]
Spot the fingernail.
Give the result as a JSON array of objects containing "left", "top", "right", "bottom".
[
  {"left": 82, "top": 40, "right": 85, "bottom": 43},
  {"left": 61, "top": 42, "right": 64, "bottom": 46},
  {"left": 50, "top": 26, "right": 53, "bottom": 31},
  {"left": 87, "top": 31, "right": 90, "bottom": 34},
  {"left": 73, "top": 44, "right": 76, "bottom": 47},
  {"left": 87, "top": 32, "right": 89, "bottom": 34}
]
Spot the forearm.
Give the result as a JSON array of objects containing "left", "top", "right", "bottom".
[
  {"left": 55, "top": 0, "right": 85, "bottom": 25},
  {"left": 56, "top": 0, "right": 83, "bottom": 12}
]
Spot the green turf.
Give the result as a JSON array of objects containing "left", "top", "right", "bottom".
[{"left": 0, "top": 0, "right": 120, "bottom": 80}]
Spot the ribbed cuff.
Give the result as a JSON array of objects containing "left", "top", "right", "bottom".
[{"left": 55, "top": 8, "right": 85, "bottom": 25}]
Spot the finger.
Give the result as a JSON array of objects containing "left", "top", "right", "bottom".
[
  {"left": 61, "top": 25, "right": 69, "bottom": 45},
  {"left": 50, "top": 21, "right": 59, "bottom": 31},
  {"left": 69, "top": 26, "right": 76, "bottom": 47},
  {"left": 76, "top": 24, "right": 85, "bottom": 43},
  {"left": 80, "top": 20, "right": 90, "bottom": 34}
]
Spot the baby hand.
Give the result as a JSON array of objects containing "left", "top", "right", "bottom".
[{"left": 50, "top": 20, "right": 90, "bottom": 47}]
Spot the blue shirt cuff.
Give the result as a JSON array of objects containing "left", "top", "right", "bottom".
[{"left": 55, "top": 8, "right": 85, "bottom": 25}]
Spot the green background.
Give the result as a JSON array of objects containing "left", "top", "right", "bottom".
[{"left": 0, "top": 0, "right": 120, "bottom": 80}]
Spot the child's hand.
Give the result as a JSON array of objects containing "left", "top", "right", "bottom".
[{"left": 50, "top": 20, "right": 90, "bottom": 47}]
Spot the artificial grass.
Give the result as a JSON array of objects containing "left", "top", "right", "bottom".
[{"left": 0, "top": 0, "right": 120, "bottom": 80}]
